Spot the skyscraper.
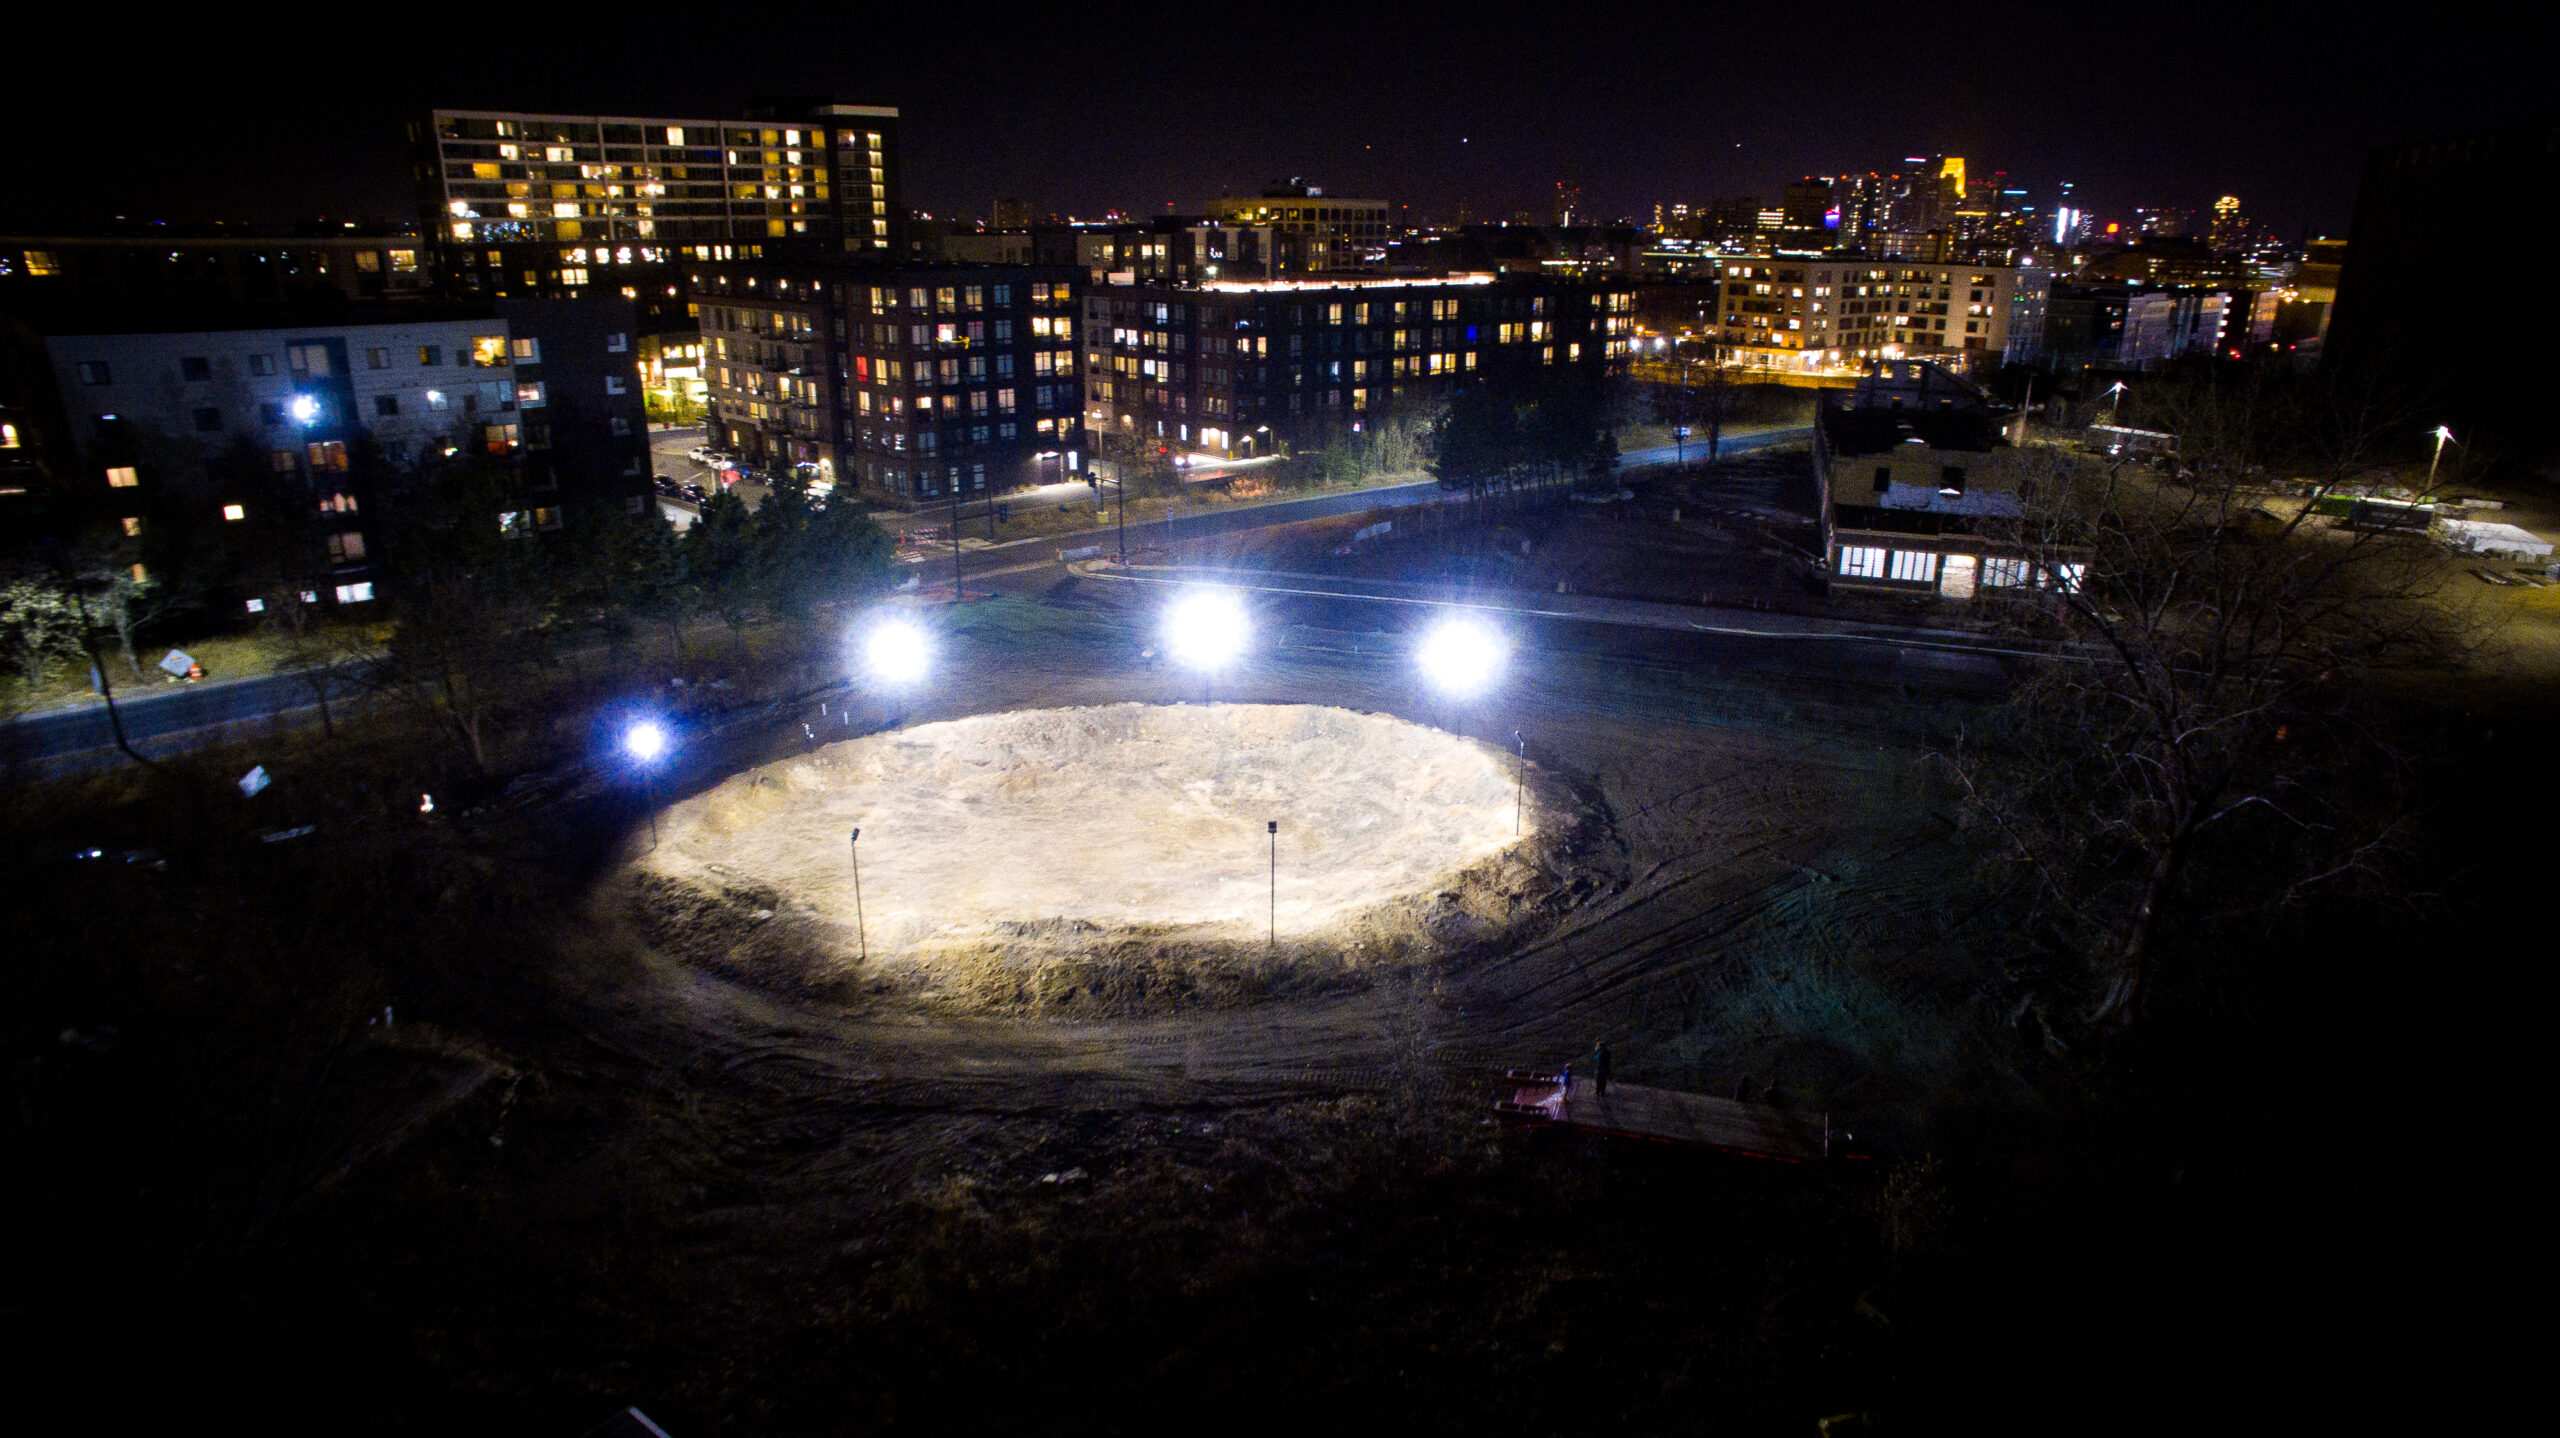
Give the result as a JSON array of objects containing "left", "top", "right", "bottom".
[{"left": 2207, "top": 195, "right": 2247, "bottom": 254}]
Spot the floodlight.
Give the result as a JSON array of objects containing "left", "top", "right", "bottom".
[
  {"left": 1415, "top": 615, "right": 1507, "bottom": 698},
  {"left": 865, "top": 617, "right": 932, "bottom": 686},
  {"left": 289, "top": 394, "right": 321, "bottom": 425},
  {"left": 1162, "top": 587, "right": 1250, "bottom": 672},
  {"left": 624, "top": 720, "right": 668, "bottom": 762}
]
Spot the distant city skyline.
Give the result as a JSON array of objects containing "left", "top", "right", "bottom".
[{"left": 0, "top": 5, "right": 2537, "bottom": 241}]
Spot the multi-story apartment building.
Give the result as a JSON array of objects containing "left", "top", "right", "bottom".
[
  {"left": 1203, "top": 184, "right": 1393, "bottom": 271},
  {"left": 1713, "top": 259, "right": 2047, "bottom": 374},
  {"left": 690, "top": 259, "right": 1086, "bottom": 502},
  {"left": 16, "top": 299, "right": 651, "bottom": 608},
  {"left": 1, "top": 231, "right": 435, "bottom": 313},
  {"left": 411, "top": 102, "right": 901, "bottom": 328},
  {"left": 1079, "top": 275, "right": 1636, "bottom": 459}
]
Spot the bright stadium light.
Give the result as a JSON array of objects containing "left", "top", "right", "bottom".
[
  {"left": 1162, "top": 587, "right": 1250, "bottom": 672},
  {"left": 864, "top": 617, "right": 932, "bottom": 686},
  {"left": 1415, "top": 615, "right": 1507, "bottom": 698},
  {"left": 624, "top": 720, "right": 668, "bottom": 762}
]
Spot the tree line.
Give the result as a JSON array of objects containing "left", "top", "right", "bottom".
[{"left": 3, "top": 427, "right": 895, "bottom": 770}]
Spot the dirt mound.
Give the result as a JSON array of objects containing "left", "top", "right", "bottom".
[{"left": 617, "top": 703, "right": 1607, "bottom": 1012}]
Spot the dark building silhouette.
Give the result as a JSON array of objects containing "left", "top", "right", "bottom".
[{"left": 2328, "top": 121, "right": 2559, "bottom": 458}]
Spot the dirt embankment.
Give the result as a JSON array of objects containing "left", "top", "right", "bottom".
[{"left": 615, "top": 702, "right": 1620, "bottom": 1014}]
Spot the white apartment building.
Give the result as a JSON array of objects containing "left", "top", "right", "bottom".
[{"left": 1714, "top": 259, "right": 2049, "bottom": 373}]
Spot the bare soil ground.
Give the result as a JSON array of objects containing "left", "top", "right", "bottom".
[
  {"left": 18, "top": 575, "right": 2513, "bottom": 1433},
  {"left": 621, "top": 703, "right": 1603, "bottom": 1015}
]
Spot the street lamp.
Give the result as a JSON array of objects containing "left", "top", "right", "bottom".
[
  {"left": 1162, "top": 586, "right": 1250, "bottom": 693},
  {"left": 2426, "top": 424, "right": 2457, "bottom": 489},
  {"left": 861, "top": 614, "right": 931, "bottom": 726},
  {"left": 1415, "top": 614, "right": 1507, "bottom": 700},
  {"left": 863, "top": 616, "right": 932, "bottom": 688},
  {"left": 289, "top": 393, "right": 321, "bottom": 426},
  {"left": 2104, "top": 381, "right": 2128, "bottom": 419},
  {"left": 624, "top": 720, "right": 670, "bottom": 846}
]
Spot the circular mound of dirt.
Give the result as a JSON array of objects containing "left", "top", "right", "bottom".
[{"left": 622, "top": 703, "right": 1592, "bottom": 1011}]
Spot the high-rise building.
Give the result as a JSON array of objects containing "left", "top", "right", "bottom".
[
  {"left": 410, "top": 102, "right": 902, "bottom": 328},
  {"left": 2207, "top": 195, "right": 2247, "bottom": 254}
]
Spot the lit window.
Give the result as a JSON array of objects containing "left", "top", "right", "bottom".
[
  {"left": 121, "top": 516, "right": 143, "bottom": 536},
  {"left": 334, "top": 582, "right": 374, "bottom": 604},
  {"left": 222, "top": 504, "right": 247, "bottom": 521},
  {"left": 106, "top": 466, "right": 139, "bottom": 488}
]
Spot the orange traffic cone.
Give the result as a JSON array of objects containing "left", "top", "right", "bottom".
[{"left": 185, "top": 662, "right": 204, "bottom": 681}]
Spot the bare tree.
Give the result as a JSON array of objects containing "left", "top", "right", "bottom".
[{"left": 1951, "top": 367, "right": 2466, "bottom": 1034}]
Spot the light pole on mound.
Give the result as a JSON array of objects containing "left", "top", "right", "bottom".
[
  {"left": 849, "top": 826, "right": 868, "bottom": 962},
  {"left": 625, "top": 720, "right": 670, "bottom": 848},
  {"left": 1513, "top": 728, "right": 1526, "bottom": 836},
  {"left": 1267, "top": 819, "right": 1278, "bottom": 956}
]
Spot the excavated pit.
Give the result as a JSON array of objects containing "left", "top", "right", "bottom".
[{"left": 619, "top": 702, "right": 1605, "bottom": 1012}]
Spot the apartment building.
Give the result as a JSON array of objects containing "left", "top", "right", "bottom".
[
  {"left": 20, "top": 299, "right": 650, "bottom": 607},
  {"left": 1714, "top": 258, "right": 2048, "bottom": 373},
  {"left": 690, "top": 259, "right": 1086, "bottom": 502},
  {"left": 1203, "top": 184, "right": 1393, "bottom": 271},
  {"left": 1080, "top": 275, "right": 1636, "bottom": 458},
  {"left": 1, "top": 232, "right": 433, "bottom": 313},
  {"left": 411, "top": 102, "right": 901, "bottom": 327}
]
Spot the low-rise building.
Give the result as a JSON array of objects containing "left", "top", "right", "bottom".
[
  {"left": 2, "top": 231, "right": 435, "bottom": 313},
  {"left": 1814, "top": 360, "right": 2078, "bottom": 600},
  {"left": 1204, "top": 183, "right": 1392, "bottom": 271}
]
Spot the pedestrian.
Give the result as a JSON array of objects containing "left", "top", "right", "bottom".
[
  {"left": 1592, "top": 1041, "right": 1612, "bottom": 1097},
  {"left": 1559, "top": 1062, "right": 1573, "bottom": 1104}
]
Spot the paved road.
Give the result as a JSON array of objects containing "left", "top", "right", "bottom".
[
  {"left": 12, "top": 427, "right": 1819, "bottom": 769},
  {"left": 9, "top": 667, "right": 363, "bottom": 772},
  {"left": 919, "top": 425, "right": 1814, "bottom": 593}
]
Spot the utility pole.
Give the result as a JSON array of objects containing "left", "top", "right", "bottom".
[
  {"left": 949, "top": 471, "right": 962, "bottom": 600},
  {"left": 1115, "top": 455, "right": 1128, "bottom": 563}
]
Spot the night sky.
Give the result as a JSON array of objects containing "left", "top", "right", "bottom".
[{"left": 6, "top": 3, "right": 2543, "bottom": 240}]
